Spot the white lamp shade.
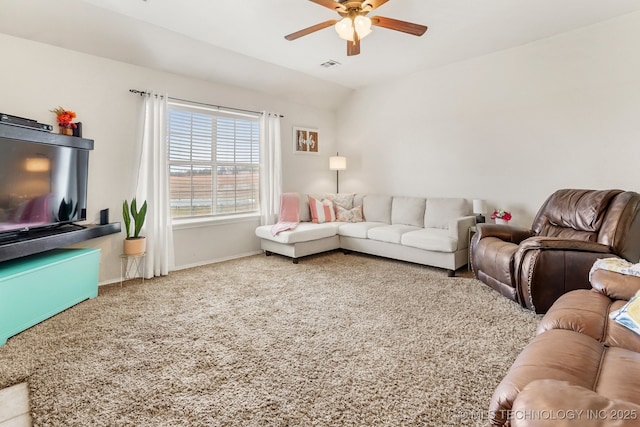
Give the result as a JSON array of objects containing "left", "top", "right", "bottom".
[
  {"left": 354, "top": 16, "right": 372, "bottom": 39},
  {"left": 473, "top": 199, "right": 486, "bottom": 214},
  {"left": 335, "top": 16, "right": 373, "bottom": 42},
  {"left": 329, "top": 156, "right": 347, "bottom": 171},
  {"left": 335, "top": 17, "right": 354, "bottom": 41}
]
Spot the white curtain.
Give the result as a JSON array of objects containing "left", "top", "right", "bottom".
[
  {"left": 135, "top": 92, "right": 174, "bottom": 278},
  {"left": 259, "top": 112, "right": 282, "bottom": 225}
]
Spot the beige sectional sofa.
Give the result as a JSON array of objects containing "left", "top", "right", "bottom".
[{"left": 255, "top": 194, "right": 475, "bottom": 276}]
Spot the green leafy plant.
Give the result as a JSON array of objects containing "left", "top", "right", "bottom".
[{"left": 123, "top": 198, "right": 147, "bottom": 239}]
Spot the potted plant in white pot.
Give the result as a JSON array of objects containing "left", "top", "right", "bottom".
[{"left": 123, "top": 198, "right": 147, "bottom": 255}]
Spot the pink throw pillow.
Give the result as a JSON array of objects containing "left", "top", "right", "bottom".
[{"left": 309, "top": 196, "right": 336, "bottom": 224}]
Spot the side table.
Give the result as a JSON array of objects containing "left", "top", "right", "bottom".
[{"left": 120, "top": 253, "right": 146, "bottom": 286}]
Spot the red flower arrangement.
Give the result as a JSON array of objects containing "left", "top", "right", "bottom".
[
  {"left": 50, "top": 106, "right": 77, "bottom": 129},
  {"left": 491, "top": 209, "right": 512, "bottom": 221}
]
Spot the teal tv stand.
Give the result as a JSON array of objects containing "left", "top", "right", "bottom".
[{"left": 0, "top": 248, "right": 100, "bottom": 346}]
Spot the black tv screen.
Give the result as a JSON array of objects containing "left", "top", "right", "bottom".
[{"left": 0, "top": 136, "right": 89, "bottom": 236}]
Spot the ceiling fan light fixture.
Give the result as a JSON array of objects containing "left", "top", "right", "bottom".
[
  {"left": 335, "top": 17, "right": 354, "bottom": 41},
  {"left": 285, "top": 0, "right": 427, "bottom": 56},
  {"left": 354, "top": 15, "right": 372, "bottom": 39},
  {"left": 335, "top": 15, "right": 372, "bottom": 42}
]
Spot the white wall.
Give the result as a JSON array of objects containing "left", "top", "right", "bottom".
[
  {"left": 0, "top": 34, "right": 340, "bottom": 283},
  {"left": 337, "top": 12, "right": 640, "bottom": 226},
  {"left": 4, "top": 11, "right": 639, "bottom": 281}
]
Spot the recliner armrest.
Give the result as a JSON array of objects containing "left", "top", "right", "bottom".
[
  {"left": 516, "top": 236, "right": 612, "bottom": 253},
  {"left": 511, "top": 379, "right": 640, "bottom": 427},
  {"left": 475, "top": 224, "right": 534, "bottom": 244},
  {"left": 590, "top": 269, "right": 640, "bottom": 301},
  {"left": 514, "top": 238, "right": 614, "bottom": 313}
]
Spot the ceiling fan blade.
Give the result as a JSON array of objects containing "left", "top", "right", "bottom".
[
  {"left": 361, "top": 0, "right": 390, "bottom": 12},
  {"left": 285, "top": 19, "right": 338, "bottom": 41},
  {"left": 347, "top": 32, "right": 360, "bottom": 56},
  {"left": 370, "top": 16, "right": 428, "bottom": 36},
  {"left": 308, "top": 0, "right": 347, "bottom": 13}
]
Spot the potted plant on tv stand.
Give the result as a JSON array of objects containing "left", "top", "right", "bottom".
[{"left": 123, "top": 198, "right": 147, "bottom": 256}]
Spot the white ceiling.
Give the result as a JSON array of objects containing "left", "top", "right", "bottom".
[{"left": 2, "top": 0, "right": 640, "bottom": 109}]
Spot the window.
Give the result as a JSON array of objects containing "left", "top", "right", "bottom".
[{"left": 167, "top": 101, "right": 260, "bottom": 220}]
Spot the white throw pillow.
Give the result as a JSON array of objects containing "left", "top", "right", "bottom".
[
  {"left": 325, "top": 193, "right": 355, "bottom": 209},
  {"left": 336, "top": 205, "right": 364, "bottom": 223}
]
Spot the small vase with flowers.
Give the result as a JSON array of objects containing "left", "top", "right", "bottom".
[
  {"left": 51, "top": 106, "right": 77, "bottom": 136},
  {"left": 491, "top": 209, "right": 512, "bottom": 225}
]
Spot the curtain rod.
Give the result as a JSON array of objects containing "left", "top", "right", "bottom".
[{"left": 129, "top": 89, "right": 284, "bottom": 118}]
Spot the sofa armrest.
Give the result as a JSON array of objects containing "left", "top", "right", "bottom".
[
  {"left": 449, "top": 216, "right": 476, "bottom": 249},
  {"left": 590, "top": 269, "right": 640, "bottom": 301},
  {"left": 511, "top": 379, "right": 640, "bottom": 427},
  {"left": 475, "top": 223, "right": 534, "bottom": 244}
]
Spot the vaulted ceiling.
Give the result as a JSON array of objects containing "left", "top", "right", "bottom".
[{"left": 2, "top": 0, "right": 640, "bottom": 110}]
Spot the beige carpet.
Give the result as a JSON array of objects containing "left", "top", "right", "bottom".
[{"left": 0, "top": 252, "right": 539, "bottom": 426}]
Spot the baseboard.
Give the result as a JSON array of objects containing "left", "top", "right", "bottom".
[
  {"left": 98, "top": 251, "right": 263, "bottom": 287},
  {"left": 172, "top": 251, "right": 263, "bottom": 271},
  {"left": 99, "top": 277, "right": 123, "bottom": 287}
]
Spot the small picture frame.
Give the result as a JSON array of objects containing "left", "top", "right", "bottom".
[{"left": 293, "top": 126, "right": 319, "bottom": 154}]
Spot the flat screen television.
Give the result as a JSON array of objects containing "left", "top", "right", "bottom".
[{"left": 0, "top": 132, "right": 90, "bottom": 240}]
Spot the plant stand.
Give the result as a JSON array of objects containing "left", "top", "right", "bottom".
[{"left": 120, "top": 253, "right": 146, "bottom": 286}]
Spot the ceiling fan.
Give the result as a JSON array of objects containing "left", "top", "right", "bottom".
[{"left": 284, "top": 0, "right": 427, "bottom": 56}]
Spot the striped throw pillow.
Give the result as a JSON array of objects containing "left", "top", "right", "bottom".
[{"left": 309, "top": 196, "right": 336, "bottom": 224}]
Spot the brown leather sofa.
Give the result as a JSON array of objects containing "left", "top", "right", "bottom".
[
  {"left": 489, "top": 269, "right": 640, "bottom": 426},
  {"left": 471, "top": 189, "right": 640, "bottom": 313}
]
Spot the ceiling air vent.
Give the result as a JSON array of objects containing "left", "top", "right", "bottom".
[{"left": 320, "top": 60, "right": 341, "bottom": 68}]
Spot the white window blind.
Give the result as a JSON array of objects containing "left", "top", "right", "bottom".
[{"left": 167, "top": 102, "right": 260, "bottom": 219}]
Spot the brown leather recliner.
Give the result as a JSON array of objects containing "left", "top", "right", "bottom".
[{"left": 471, "top": 189, "right": 640, "bottom": 313}]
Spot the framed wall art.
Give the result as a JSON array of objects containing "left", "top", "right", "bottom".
[{"left": 293, "top": 126, "right": 319, "bottom": 154}]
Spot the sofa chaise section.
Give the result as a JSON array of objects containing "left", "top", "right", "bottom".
[{"left": 255, "top": 222, "right": 341, "bottom": 264}]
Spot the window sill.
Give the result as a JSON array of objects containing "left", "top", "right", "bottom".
[{"left": 172, "top": 213, "right": 260, "bottom": 230}]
